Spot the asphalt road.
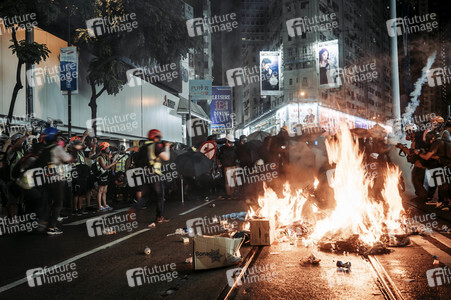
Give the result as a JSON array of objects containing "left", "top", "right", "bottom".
[{"left": 1, "top": 196, "right": 451, "bottom": 299}]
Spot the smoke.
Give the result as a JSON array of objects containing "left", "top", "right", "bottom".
[{"left": 402, "top": 51, "right": 437, "bottom": 123}]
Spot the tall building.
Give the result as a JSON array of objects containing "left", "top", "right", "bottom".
[{"left": 232, "top": 0, "right": 393, "bottom": 134}]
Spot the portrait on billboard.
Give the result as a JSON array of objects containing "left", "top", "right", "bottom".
[
  {"left": 317, "top": 40, "right": 339, "bottom": 88},
  {"left": 260, "top": 51, "right": 281, "bottom": 95}
]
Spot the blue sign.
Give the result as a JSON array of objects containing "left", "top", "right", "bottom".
[
  {"left": 189, "top": 80, "right": 212, "bottom": 101},
  {"left": 211, "top": 86, "right": 233, "bottom": 129},
  {"left": 60, "top": 47, "right": 78, "bottom": 91}
]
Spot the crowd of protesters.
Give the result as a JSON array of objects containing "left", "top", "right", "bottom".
[
  {"left": 396, "top": 116, "right": 451, "bottom": 211},
  {"left": 0, "top": 115, "right": 449, "bottom": 237}
]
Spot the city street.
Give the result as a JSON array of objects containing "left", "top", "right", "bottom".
[
  {"left": 1, "top": 195, "right": 451, "bottom": 299},
  {"left": 0, "top": 0, "right": 450, "bottom": 299}
]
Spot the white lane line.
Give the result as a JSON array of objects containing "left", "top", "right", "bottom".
[
  {"left": 64, "top": 208, "right": 129, "bottom": 226},
  {"left": 179, "top": 200, "right": 216, "bottom": 216},
  {"left": 431, "top": 232, "right": 451, "bottom": 249},
  {"left": 410, "top": 235, "right": 451, "bottom": 267},
  {"left": 0, "top": 228, "right": 150, "bottom": 294}
]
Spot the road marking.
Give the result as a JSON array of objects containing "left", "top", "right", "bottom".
[
  {"left": 179, "top": 200, "right": 216, "bottom": 216},
  {"left": 410, "top": 235, "right": 451, "bottom": 267},
  {"left": 431, "top": 232, "right": 451, "bottom": 249},
  {"left": 64, "top": 208, "right": 129, "bottom": 226},
  {"left": 0, "top": 228, "right": 150, "bottom": 294}
]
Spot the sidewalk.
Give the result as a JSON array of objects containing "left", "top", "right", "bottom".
[{"left": 407, "top": 196, "right": 451, "bottom": 223}]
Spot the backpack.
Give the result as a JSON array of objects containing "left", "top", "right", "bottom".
[
  {"left": 33, "top": 144, "right": 58, "bottom": 169},
  {"left": 90, "top": 158, "right": 103, "bottom": 178},
  {"left": 134, "top": 143, "right": 151, "bottom": 168},
  {"left": 11, "top": 152, "right": 39, "bottom": 179}
]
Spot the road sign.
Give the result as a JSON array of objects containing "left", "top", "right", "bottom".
[{"left": 199, "top": 141, "right": 217, "bottom": 160}]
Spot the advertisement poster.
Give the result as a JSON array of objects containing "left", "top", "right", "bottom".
[
  {"left": 317, "top": 40, "right": 339, "bottom": 88},
  {"left": 260, "top": 51, "right": 281, "bottom": 96},
  {"left": 210, "top": 86, "right": 233, "bottom": 131},
  {"left": 60, "top": 47, "right": 78, "bottom": 92}
]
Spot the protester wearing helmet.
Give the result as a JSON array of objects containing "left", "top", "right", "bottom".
[
  {"left": 128, "top": 129, "right": 171, "bottom": 224},
  {"left": 5, "top": 131, "right": 31, "bottom": 218},
  {"left": 96, "top": 141, "right": 117, "bottom": 212},
  {"left": 414, "top": 130, "right": 449, "bottom": 210},
  {"left": 39, "top": 127, "right": 73, "bottom": 235},
  {"left": 68, "top": 131, "right": 90, "bottom": 215}
]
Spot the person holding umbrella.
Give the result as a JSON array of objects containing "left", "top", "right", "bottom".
[{"left": 128, "top": 129, "right": 171, "bottom": 224}]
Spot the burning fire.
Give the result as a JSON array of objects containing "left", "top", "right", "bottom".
[{"left": 248, "top": 124, "right": 405, "bottom": 247}]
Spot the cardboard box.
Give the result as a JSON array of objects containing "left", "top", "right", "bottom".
[
  {"left": 249, "top": 218, "right": 275, "bottom": 246},
  {"left": 193, "top": 235, "right": 242, "bottom": 270}
]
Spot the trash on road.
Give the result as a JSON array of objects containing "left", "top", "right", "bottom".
[
  {"left": 249, "top": 218, "right": 275, "bottom": 246},
  {"left": 301, "top": 253, "right": 321, "bottom": 265},
  {"left": 210, "top": 204, "right": 215, "bottom": 207},
  {"left": 144, "top": 247, "right": 151, "bottom": 255},
  {"left": 193, "top": 235, "right": 243, "bottom": 270},
  {"left": 182, "top": 237, "right": 189, "bottom": 244},
  {"left": 185, "top": 257, "right": 193, "bottom": 264},
  {"left": 221, "top": 212, "right": 248, "bottom": 221},
  {"left": 148, "top": 223, "right": 156, "bottom": 228},
  {"left": 433, "top": 256, "right": 440, "bottom": 265},
  {"left": 336, "top": 261, "right": 351, "bottom": 272},
  {"left": 167, "top": 228, "right": 193, "bottom": 236},
  {"left": 102, "top": 227, "right": 116, "bottom": 235}
]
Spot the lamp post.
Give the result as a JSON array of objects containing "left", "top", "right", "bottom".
[{"left": 298, "top": 91, "right": 305, "bottom": 124}]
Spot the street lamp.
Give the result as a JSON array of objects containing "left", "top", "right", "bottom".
[{"left": 298, "top": 91, "right": 306, "bottom": 124}]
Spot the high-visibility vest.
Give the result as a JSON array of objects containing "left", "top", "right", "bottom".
[{"left": 144, "top": 141, "right": 162, "bottom": 175}]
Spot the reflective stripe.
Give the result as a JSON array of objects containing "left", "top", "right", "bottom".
[{"left": 145, "top": 141, "right": 162, "bottom": 175}]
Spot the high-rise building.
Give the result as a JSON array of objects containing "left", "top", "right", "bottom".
[{"left": 232, "top": 0, "right": 393, "bottom": 134}]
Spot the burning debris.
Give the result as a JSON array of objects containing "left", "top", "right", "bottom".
[{"left": 246, "top": 124, "right": 415, "bottom": 254}]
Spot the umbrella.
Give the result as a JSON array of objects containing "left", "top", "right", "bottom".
[
  {"left": 238, "top": 140, "right": 264, "bottom": 167},
  {"left": 350, "top": 128, "right": 371, "bottom": 138},
  {"left": 175, "top": 151, "right": 212, "bottom": 179},
  {"left": 247, "top": 131, "right": 270, "bottom": 142},
  {"left": 369, "top": 124, "right": 387, "bottom": 139}
]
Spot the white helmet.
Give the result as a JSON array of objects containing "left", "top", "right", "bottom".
[{"left": 226, "top": 134, "right": 235, "bottom": 143}]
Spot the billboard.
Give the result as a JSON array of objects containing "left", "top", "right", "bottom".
[
  {"left": 60, "top": 47, "right": 78, "bottom": 92},
  {"left": 211, "top": 86, "right": 233, "bottom": 130},
  {"left": 317, "top": 40, "right": 339, "bottom": 88},
  {"left": 260, "top": 51, "right": 281, "bottom": 95}
]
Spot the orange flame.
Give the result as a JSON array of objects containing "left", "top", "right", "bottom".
[{"left": 248, "top": 124, "right": 405, "bottom": 246}]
